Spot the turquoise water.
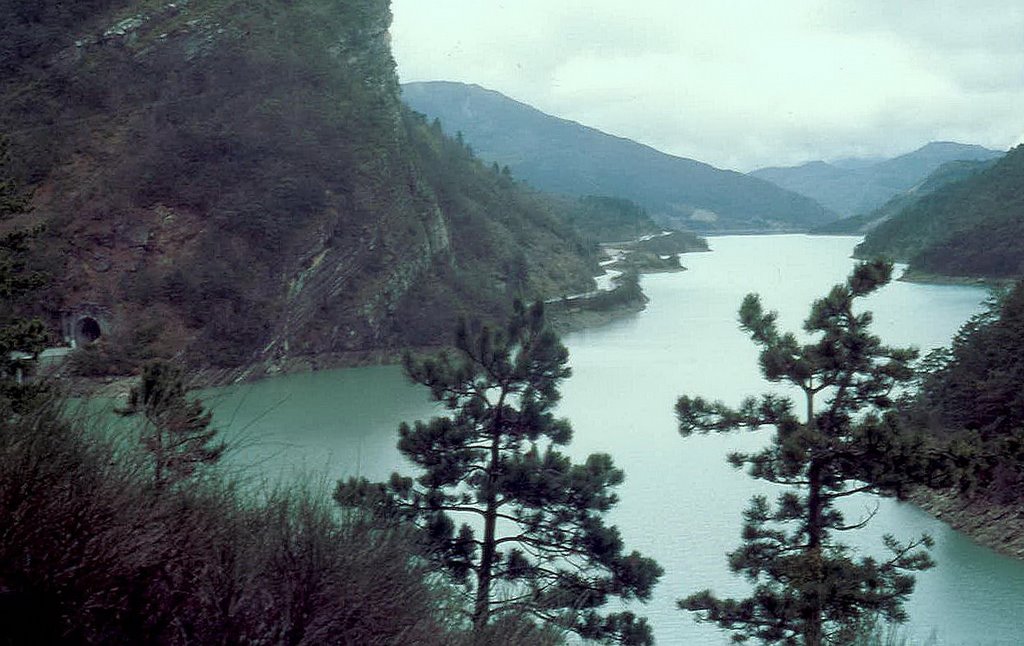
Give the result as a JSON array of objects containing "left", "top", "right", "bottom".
[{"left": 208, "top": 235, "right": 1024, "bottom": 644}]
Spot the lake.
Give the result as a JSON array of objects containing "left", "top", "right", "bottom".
[{"left": 208, "top": 235, "right": 1024, "bottom": 644}]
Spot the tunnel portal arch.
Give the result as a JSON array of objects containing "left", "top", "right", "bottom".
[{"left": 74, "top": 316, "right": 102, "bottom": 345}]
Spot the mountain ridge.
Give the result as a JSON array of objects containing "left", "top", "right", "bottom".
[
  {"left": 401, "top": 80, "right": 837, "bottom": 233},
  {"left": 812, "top": 158, "right": 999, "bottom": 235},
  {"left": 751, "top": 142, "right": 1004, "bottom": 217},
  {"left": 854, "top": 144, "right": 1024, "bottom": 280}
]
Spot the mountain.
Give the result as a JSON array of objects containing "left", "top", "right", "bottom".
[
  {"left": 752, "top": 142, "right": 1004, "bottom": 217},
  {"left": 401, "top": 81, "right": 836, "bottom": 233},
  {"left": 0, "top": 0, "right": 597, "bottom": 377},
  {"left": 855, "top": 145, "right": 1024, "bottom": 280},
  {"left": 812, "top": 158, "right": 998, "bottom": 235},
  {"left": 829, "top": 156, "right": 887, "bottom": 171}
]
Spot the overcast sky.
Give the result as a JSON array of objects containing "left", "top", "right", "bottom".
[{"left": 390, "top": 0, "right": 1024, "bottom": 172}]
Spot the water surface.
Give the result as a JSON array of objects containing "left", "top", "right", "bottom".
[{"left": 211, "top": 235, "right": 1024, "bottom": 644}]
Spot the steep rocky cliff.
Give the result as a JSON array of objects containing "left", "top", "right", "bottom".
[{"left": 0, "top": 0, "right": 596, "bottom": 377}]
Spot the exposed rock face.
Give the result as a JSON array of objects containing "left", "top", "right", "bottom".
[
  {"left": 1, "top": 0, "right": 594, "bottom": 378},
  {"left": 909, "top": 488, "right": 1024, "bottom": 560}
]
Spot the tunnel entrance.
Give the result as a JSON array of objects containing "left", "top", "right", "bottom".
[{"left": 75, "top": 316, "right": 102, "bottom": 346}]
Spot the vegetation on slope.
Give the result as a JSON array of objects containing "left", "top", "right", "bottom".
[
  {"left": 390, "top": 114, "right": 599, "bottom": 347},
  {"left": 909, "top": 282, "right": 1024, "bottom": 504},
  {"left": 855, "top": 145, "right": 1024, "bottom": 280},
  {"left": 0, "top": 394, "right": 579, "bottom": 645},
  {"left": 896, "top": 280, "right": 1024, "bottom": 558},
  {"left": 629, "top": 231, "right": 707, "bottom": 255},
  {"left": 548, "top": 195, "right": 707, "bottom": 253},
  {"left": 753, "top": 142, "right": 1004, "bottom": 218},
  {"left": 813, "top": 159, "right": 997, "bottom": 235},
  {"left": 0, "top": 138, "right": 48, "bottom": 414},
  {"left": 0, "top": 0, "right": 597, "bottom": 375},
  {"left": 558, "top": 195, "right": 666, "bottom": 244},
  {"left": 402, "top": 81, "right": 837, "bottom": 233}
]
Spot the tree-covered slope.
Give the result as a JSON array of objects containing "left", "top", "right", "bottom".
[
  {"left": 752, "top": 142, "right": 1004, "bottom": 218},
  {"left": 904, "top": 280, "right": 1024, "bottom": 521},
  {"left": 401, "top": 81, "right": 836, "bottom": 233},
  {"left": 552, "top": 195, "right": 705, "bottom": 251},
  {"left": 812, "top": 159, "right": 997, "bottom": 235},
  {"left": 855, "top": 145, "right": 1024, "bottom": 280},
  {"left": 558, "top": 195, "right": 664, "bottom": 243},
  {"left": 0, "top": 0, "right": 597, "bottom": 375}
]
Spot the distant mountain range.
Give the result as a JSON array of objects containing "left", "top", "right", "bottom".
[
  {"left": 401, "top": 81, "right": 836, "bottom": 233},
  {"left": 855, "top": 145, "right": 1024, "bottom": 280},
  {"left": 813, "top": 158, "right": 999, "bottom": 235},
  {"left": 751, "top": 142, "right": 1005, "bottom": 217}
]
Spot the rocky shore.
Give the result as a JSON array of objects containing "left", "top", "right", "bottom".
[{"left": 909, "top": 488, "right": 1024, "bottom": 560}]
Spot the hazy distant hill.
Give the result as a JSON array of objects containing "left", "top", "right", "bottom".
[
  {"left": 401, "top": 81, "right": 836, "bottom": 233},
  {"left": 752, "top": 142, "right": 1004, "bottom": 217},
  {"left": 813, "top": 159, "right": 998, "bottom": 235},
  {"left": 855, "top": 145, "right": 1024, "bottom": 280}
]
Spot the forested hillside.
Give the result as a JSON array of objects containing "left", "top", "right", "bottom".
[
  {"left": 0, "top": 0, "right": 597, "bottom": 377},
  {"left": 855, "top": 145, "right": 1024, "bottom": 280},
  {"left": 402, "top": 81, "right": 837, "bottom": 233},
  {"left": 904, "top": 281, "right": 1024, "bottom": 556},
  {"left": 812, "top": 158, "right": 997, "bottom": 235},
  {"left": 553, "top": 195, "right": 705, "bottom": 251}
]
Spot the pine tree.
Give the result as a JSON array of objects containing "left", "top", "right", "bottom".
[
  {"left": 0, "top": 136, "right": 47, "bottom": 416},
  {"left": 118, "top": 360, "right": 225, "bottom": 490},
  {"left": 336, "top": 301, "right": 662, "bottom": 645},
  {"left": 676, "top": 260, "right": 937, "bottom": 645}
]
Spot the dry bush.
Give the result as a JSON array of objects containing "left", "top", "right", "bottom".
[{"left": 0, "top": 401, "right": 460, "bottom": 645}]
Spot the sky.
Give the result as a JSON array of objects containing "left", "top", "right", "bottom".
[{"left": 390, "top": 0, "right": 1024, "bottom": 172}]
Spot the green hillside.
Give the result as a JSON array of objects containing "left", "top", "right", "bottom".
[
  {"left": 552, "top": 195, "right": 704, "bottom": 251},
  {"left": 557, "top": 195, "right": 663, "bottom": 243},
  {"left": 855, "top": 145, "right": 1024, "bottom": 280},
  {"left": 813, "top": 159, "right": 997, "bottom": 235},
  {"left": 907, "top": 280, "right": 1024, "bottom": 512},
  {"left": 752, "top": 142, "right": 1004, "bottom": 217},
  {"left": 402, "top": 81, "right": 837, "bottom": 233}
]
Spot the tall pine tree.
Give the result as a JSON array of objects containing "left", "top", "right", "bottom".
[
  {"left": 676, "top": 260, "right": 937, "bottom": 645},
  {"left": 118, "top": 360, "right": 225, "bottom": 490},
  {"left": 0, "top": 136, "right": 47, "bottom": 416},
  {"left": 337, "top": 301, "right": 662, "bottom": 645}
]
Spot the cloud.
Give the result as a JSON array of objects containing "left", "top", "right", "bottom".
[{"left": 390, "top": 0, "right": 1023, "bottom": 171}]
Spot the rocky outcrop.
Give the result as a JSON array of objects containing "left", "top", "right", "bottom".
[
  {"left": 2, "top": 0, "right": 595, "bottom": 378},
  {"left": 910, "top": 488, "right": 1024, "bottom": 560}
]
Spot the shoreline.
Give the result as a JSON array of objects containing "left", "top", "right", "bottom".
[
  {"left": 908, "top": 488, "right": 1024, "bottom": 560},
  {"left": 61, "top": 241, "right": 675, "bottom": 397},
  {"left": 59, "top": 245, "right": 1024, "bottom": 569},
  {"left": 62, "top": 296, "right": 648, "bottom": 398},
  {"left": 896, "top": 268, "right": 1012, "bottom": 289}
]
